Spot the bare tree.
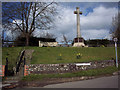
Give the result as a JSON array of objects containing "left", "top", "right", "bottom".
[
  {"left": 2, "top": 2, "right": 58, "bottom": 46},
  {"left": 63, "top": 34, "right": 68, "bottom": 44},
  {"left": 110, "top": 12, "right": 120, "bottom": 41},
  {"left": 62, "top": 34, "right": 72, "bottom": 45}
]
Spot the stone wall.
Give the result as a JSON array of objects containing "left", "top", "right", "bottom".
[{"left": 26, "top": 60, "right": 116, "bottom": 75}]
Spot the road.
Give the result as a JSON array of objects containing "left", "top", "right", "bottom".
[
  {"left": 2, "top": 75, "right": 118, "bottom": 90},
  {"left": 43, "top": 75, "right": 118, "bottom": 88}
]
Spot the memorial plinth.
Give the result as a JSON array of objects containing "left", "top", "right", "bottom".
[{"left": 73, "top": 37, "right": 85, "bottom": 47}]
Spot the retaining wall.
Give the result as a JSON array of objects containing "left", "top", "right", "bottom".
[{"left": 25, "top": 60, "right": 117, "bottom": 75}]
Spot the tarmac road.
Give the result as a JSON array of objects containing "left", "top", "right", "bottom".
[
  {"left": 3, "top": 75, "right": 119, "bottom": 90},
  {"left": 43, "top": 75, "right": 118, "bottom": 88}
]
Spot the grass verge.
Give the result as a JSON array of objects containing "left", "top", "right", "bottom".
[{"left": 22, "top": 66, "right": 118, "bottom": 81}]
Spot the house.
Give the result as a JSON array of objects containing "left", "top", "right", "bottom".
[{"left": 38, "top": 38, "right": 58, "bottom": 47}]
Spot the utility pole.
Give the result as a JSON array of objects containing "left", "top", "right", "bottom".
[{"left": 114, "top": 38, "right": 118, "bottom": 68}]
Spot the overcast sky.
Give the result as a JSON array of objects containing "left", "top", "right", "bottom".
[{"left": 33, "top": 2, "right": 118, "bottom": 43}]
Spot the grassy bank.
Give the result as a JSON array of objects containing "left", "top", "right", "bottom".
[
  {"left": 2, "top": 47, "right": 23, "bottom": 70},
  {"left": 22, "top": 66, "right": 118, "bottom": 81},
  {"left": 30, "top": 47, "right": 118, "bottom": 64},
  {"left": 2, "top": 47, "right": 119, "bottom": 69}
]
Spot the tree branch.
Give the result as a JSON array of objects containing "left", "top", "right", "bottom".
[{"left": 35, "top": 2, "right": 54, "bottom": 18}]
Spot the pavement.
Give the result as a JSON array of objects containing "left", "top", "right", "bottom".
[{"left": 43, "top": 75, "right": 118, "bottom": 88}]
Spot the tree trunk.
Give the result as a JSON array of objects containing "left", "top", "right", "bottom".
[{"left": 26, "top": 35, "right": 29, "bottom": 46}]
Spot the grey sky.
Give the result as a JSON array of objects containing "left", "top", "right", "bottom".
[
  {"left": 2, "top": 1, "right": 119, "bottom": 43},
  {"left": 34, "top": 2, "right": 118, "bottom": 43}
]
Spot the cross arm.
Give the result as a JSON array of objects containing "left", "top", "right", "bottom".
[
  {"left": 74, "top": 11, "right": 82, "bottom": 14},
  {"left": 74, "top": 11, "right": 77, "bottom": 14}
]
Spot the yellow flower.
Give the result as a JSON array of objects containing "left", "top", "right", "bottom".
[{"left": 60, "top": 54, "right": 62, "bottom": 56}]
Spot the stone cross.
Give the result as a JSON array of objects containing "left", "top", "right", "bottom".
[{"left": 74, "top": 7, "right": 82, "bottom": 38}]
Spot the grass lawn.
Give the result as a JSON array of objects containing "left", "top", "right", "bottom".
[
  {"left": 2, "top": 47, "right": 120, "bottom": 69},
  {"left": 22, "top": 66, "right": 118, "bottom": 81}
]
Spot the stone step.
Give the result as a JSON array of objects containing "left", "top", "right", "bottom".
[
  {"left": 2, "top": 82, "right": 19, "bottom": 89},
  {"left": 1, "top": 84, "right": 11, "bottom": 88},
  {"left": 3, "top": 80, "right": 18, "bottom": 84}
]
